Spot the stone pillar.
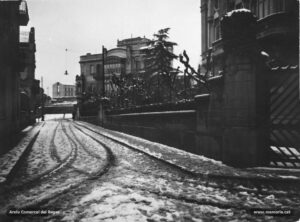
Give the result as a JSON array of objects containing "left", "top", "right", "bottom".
[
  {"left": 98, "top": 97, "right": 110, "bottom": 126},
  {"left": 221, "top": 10, "right": 269, "bottom": 167}
]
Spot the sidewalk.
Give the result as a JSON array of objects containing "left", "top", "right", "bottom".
[
  {"left": 76, "top": 121, "right": 300, "bottom": 188},
  {"left": 0, "top": 123, "right": 42, "bottom": 184}
]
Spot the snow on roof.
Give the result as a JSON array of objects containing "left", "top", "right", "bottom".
[
  {"left": 139, "top": 45, "right": 153, "bottom": 50},
  {"left": 225, "top": 8, "right": 251, "bottom": 17}
]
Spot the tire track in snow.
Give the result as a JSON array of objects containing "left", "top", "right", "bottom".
[
  {"left": 71, "top": 124, "right": 115, "bottom": 178},
  {"left": 73, "top": 121, "right": 300, "bottom": 194},
  {"left": 69, "top": 123, "right": 105, "bottom": 160},
  {"left": 48, "top": 120, "right": 92, "bottom": 176},
  {"left": 3, "top": 121, "right": 115, "bottom": 211},
  {"left": 2, "top": 121, "right": 78, "bottom": 192}
]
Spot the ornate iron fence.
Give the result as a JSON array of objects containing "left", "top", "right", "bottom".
[{"left": 268, "top": 66, "right": 300, "bottom": 168}]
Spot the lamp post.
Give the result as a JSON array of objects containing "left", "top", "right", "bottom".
[
  {"left": 99, "top": 46, "right": 108, "bottom": 126},
  {"left": 41, "top": 76, "right": 44, "bottom": 121},
  {"left": 102, "top": 45, "right": 107, "bottom": 98}
]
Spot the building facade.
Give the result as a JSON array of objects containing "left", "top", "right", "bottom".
[
  {"left": 19, "top": 27, "right": 40, "bottom": 126},
  {"left": 0, "top": 0, "right": 29, "bottom": 153},
  {"left": 117, "top": 37, "right": 150, "bottom": 75},
  {"left": 104, "top": 48, "right": 126, "bottom": 97},
  {"left": 201, "top": 0, "right": 299, "bottom": 76},
  {"left": 79, "top": 53, "right": 103, "bottom": 95},
  {"left": 52, "top": 82, "right": 76, "bottom": 99},
  {"left": 78, "top": 36, "right": 150, "bottom": 98}
]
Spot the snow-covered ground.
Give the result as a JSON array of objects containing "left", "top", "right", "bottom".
[
  {"left": 75, "top": 121, "right": 300, "bottom": 180},
  {"left": 44, "top": 114, "right": 72, "bottom": 120},
  {"left": 0, "top": 119, "right": 299, "bottom": 221},
  {"left": 0, "top": 119, "right": 108, "bottom": 215}
]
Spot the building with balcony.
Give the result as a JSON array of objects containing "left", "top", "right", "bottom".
[
  {"left": 200, "top": 0, "right": 299, "bottom": 76},
  {"left": 104, "top": 48, "right": 127, "bottom": 97},
  {"left": 19, "top": 27, "right": 40, "bottom": 126},
  {"left": 78, "top": 37, "right": 150, "bottom": 98},
  {"left": 0, "top": 0, "right": 29, "bottom": 153},
  {"left": 117, "top": 36, "right": 150, "bottom": 75},
  {"left": 79, "top": 53, "right": 103, "bottom": 95}
]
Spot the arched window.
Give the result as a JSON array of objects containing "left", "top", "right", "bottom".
[{"left": 214, "top": 19, "right": 221, "bottom": 41}]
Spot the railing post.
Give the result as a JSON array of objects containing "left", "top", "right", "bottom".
[
  {"left": 98, "top": 97, "right": 109, "bottom": 126},
  {"left": 220, "top": 10, "right": 269, "bottom": 167}
]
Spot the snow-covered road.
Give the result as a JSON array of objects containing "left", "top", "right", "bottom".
[{"left": 0, "top": 117, "right": 299, "bottom": 221}]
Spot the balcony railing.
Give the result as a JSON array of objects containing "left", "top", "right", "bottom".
[{"left": 257, "top": 12, "right": 297, "bottom": 39}]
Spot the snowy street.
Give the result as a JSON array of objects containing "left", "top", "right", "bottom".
[{"left": 0, "top": 116, "right": 299, "bottom": 221}]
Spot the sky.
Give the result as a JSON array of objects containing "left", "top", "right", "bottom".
[{"left": 26, "top": 0, "right": 202, "bottom": 97}]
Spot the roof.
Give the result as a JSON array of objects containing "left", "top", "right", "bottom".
[
  {"left": 52, "top": 82, "right": 75, "bottom": 87},
  {"left": 117, "top": 36, "right": 150, "bottom": 47},
  {"left": 79, "top": 53, "right": 103, "bottom": 63}
]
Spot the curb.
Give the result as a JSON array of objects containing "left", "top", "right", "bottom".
[{"left": 0, "top": 123, "right": 42, "bottom": 184}]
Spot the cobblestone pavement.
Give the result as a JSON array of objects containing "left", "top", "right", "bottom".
[{"left": 0, "top": 117, "right": 299, "bottom": 221}]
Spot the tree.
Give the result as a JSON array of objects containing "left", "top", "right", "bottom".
[{"left": 142, "top": 28, "right": 178, "bottom": 102}]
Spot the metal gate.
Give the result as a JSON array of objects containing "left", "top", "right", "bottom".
[{"left": 268, "top": 65, "right": 300, "bottom": 168}]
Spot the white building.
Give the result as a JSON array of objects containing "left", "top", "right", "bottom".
[{"left": 52, "top": 82, "right": 76, "bottom": 99}]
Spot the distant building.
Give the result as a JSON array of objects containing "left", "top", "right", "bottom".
[
  {"left": 0, "top": 0, "right": 29, "bottom": 153},
  {"left": 79, "top": 53, "right": 103, "bottom": 95},
  {"left": 117, "top": 37, "right": 150, "bottom": 75},
  {"left": 201, "top": 0, "right": 299, "bottom": 75},
  {"left": 78, "top": 37, "right": 150, "bottom": 98},
  {"left": 52, "top": 82, "right": 76, "bottom": 99}
]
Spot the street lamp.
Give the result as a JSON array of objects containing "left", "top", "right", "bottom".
[
  {"left": 102, "top": 45, "right": 107, "bottom": 98},
  {"left": 64, "top": 48, "right": 68, "bottom": 75}
]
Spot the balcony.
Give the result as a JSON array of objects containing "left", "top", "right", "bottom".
[
  {"left": 211, "top": 39, "right": 223, "bottom": 57},
  {"left": 257, "top": 12, "right": 298, "bottom": 40},
  {"left": 19, "top": 0, "right": 29, "bottom": 26}
]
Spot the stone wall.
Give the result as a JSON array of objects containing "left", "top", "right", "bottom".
[{"left": 105, "top": 107, "right": 200, "bottom": 155}]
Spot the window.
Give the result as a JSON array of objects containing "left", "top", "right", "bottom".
[
  {"left": 85, "top": 65, "right": 89, "bottom": 75},
  {"left": 243, "top": 0, "right": 250, "bottom": 9},
  {"left": 251, "top": 0, "right": 257, "bottom": 14},
  {"left": 90, "top": 65, "right": 95, "bottom": 74},
  {"left": 259, "top": 0, "right": 264, "bottom": 18},
  {"left": 227, "top": 0, "right": 235, "bottom": 11},
  {"left": 257, "top": 0, "right": 282, "bottom": 19},
  {"left": 273, "top": 0, "right": 285, "bottom": 13},
  {"left": 214, "top": 19, "right": 221, "bottom": 41},
  {"left": 57, "top": 84, "right": 60, "bottom": 95},
  {"left": 96, "top": 64, "right": 101, "bottom": 74},
  {"left": 214, "top": 0, "right": 219, "bottom": 9},
  {"left": 236, "top": 3, "right": 243, "bottom": 9},
  {"left": 0, "top": 75, "right": 5, "bottom": 118},
  {"left": 234, "top": 0, "right": 243, "bottom": 9},
  {"left": 264, "top": 0, "right": 269, "bottom": 17}
]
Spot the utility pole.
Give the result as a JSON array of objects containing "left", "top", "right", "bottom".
[
  {"left": 101, "top": 46, "right": 106, "bottom": 97},
  {"left": 41, "top": 76, "right": 44, "bottom": 121}
]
